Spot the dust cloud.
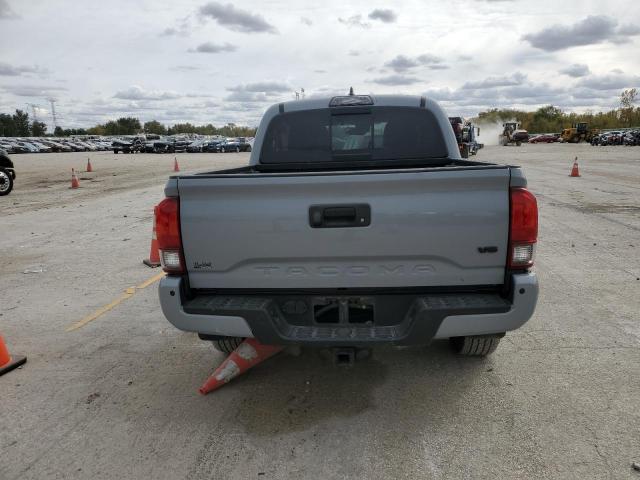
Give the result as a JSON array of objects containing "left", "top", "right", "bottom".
[{"left": 475, "top": 119, "right": 517, "bottom": 146}]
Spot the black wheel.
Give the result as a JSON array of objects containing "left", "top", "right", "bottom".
[
  {"left": 450, "top": 334, "right": 503, "bottom": 356},
  {"left": 213, "top": 337, "right": 245, "bottom": 354},
  {"left": 0, "top": 169, "right": 14, "bottom": 196},
  {"left": 516, "top": 141, "right": 522, "bottom": 146},
  {"left": 113, "top": 149, "right": 119, "bottom": 154}
]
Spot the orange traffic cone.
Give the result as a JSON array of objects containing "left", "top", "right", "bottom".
[
  {"left": 0, "top": 335, "right": 27, "bottom": 376},
  {"left": 173, "top": 157, "right": 180, "bottom": 172},
  {"left": 70, "top": 168, "right": 80, "bottom": 188},
  {"left": 199, "top": 338, "right": 283, "bottom": 395},
  {"left": 86, "top": 158, "right": 93, "bottom": 173},
  {"left": 142, "top": 206, "right": 161, "bottom": 268},
  {"left": 570, "top": 157, "right": 580, "bottom": 177}
]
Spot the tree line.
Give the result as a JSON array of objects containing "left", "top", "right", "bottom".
[
  {"left": 0, "top": 112, "right": 257, "bottom": 138},
  {"left": 0, "top": 110, "right": 48, "bottom": 137},
  {"left": 2, "top": 89, "right": 637, "bottom": 138},
  {"left": 84, "top": 118, "right": 257, "bottom": 137},
  {"left": 474, "top": 89, "right": 639, "bottom": 133}
]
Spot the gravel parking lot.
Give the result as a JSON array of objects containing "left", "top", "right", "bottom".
[{"left": 1, "top": 145, "right": 639, "bottom": 479}]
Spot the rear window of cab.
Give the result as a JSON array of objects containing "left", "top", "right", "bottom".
[{"left": 260, "top": 107, "right": 448, "bottom": 164}]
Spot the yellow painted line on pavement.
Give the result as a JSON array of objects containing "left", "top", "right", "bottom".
[
  {"left": 66, "top": 271, "right": 165, "bottom": 332},
  {"left": 136, "top": 271, "right": 166, "bottom": 289}
]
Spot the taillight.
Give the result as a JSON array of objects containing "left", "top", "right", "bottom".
[
  {"left": 509, "top": 187, "right": 538, "bottom": 269},
  {"left": 155, "top": 197, "right": 184, "bottom": 275}
]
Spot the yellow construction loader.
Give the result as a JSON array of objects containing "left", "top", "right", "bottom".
[{"left": 561, "top": 122, "right": 594, "bottom": 143}]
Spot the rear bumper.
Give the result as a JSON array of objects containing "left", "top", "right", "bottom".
[{"left": 159, "top": 273, "right": 538, "bottom": 345}]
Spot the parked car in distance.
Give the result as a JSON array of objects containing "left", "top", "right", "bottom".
[
  {"left": 0, "top": 142, "right": 17, "bottom": 154},
  {"left": 623, "top": 130, "right": 640, "bottom": 146},
  {"left": 112, "top": 139, "right": 134, "bottom": 153},
  {"left": 8, "top": 142, "right": 30, "bottom": 154},
  {"left": 144, "top": 141, "right": 157, "bottom": 153},
  {"left": 42, "top": 140, "right": 72, "bottom": 152},
  {"left": 66, "top": 141, "right": 88, "bottom": 152},
  {"left": 169, "top": 138, "right": 190, "bottom": 153},
  {"left": 604, "top": 131, "right": 623, "bottom": 145},
  {"left": 187, "top": 139, "right": 207, "bottom": 153},
  {"left": 201, "top": 140, "right": 222, "bottom": 152},
  {"left": 29, "top": 141, "right": 52, "bottom": 153},
  {"left": 76, "top": 140, "right": 97, "bottom": 151},
  {"left": 219, "top": 137, "right": 252, "bottom": 152},
  {"left": 530, "top": 133, "right": 559, "bottom": 143},
  {"left": 16, "top": 141, "right": 40, "bottom": 153}
]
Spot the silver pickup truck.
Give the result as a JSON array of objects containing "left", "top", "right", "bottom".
[{"left": 156, "top": 94, "right": 538, "bottom": 357}]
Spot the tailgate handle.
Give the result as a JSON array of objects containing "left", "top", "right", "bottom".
[{"left": 309, "top": 204, "right": 371, "bottom": 228}]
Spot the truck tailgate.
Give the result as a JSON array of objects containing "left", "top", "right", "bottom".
[{"left": 178, "top": 167, "right": 510, "bottom": 289}]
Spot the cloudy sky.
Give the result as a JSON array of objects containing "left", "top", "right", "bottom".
[{"left": 1, "top": 0, "right": 639, "bottom": 129}]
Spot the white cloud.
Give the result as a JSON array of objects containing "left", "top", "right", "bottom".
[
  {"left": 2, "top": 1, "right": 638, "bottom": 128},
  {"left": 523, "top": 16, "right": 640, "bottom": 51},
  {"left": 0, "top": 0, "right": 18, "bottom": 19},
  {"left": 228, "top": 82, "right": 291, "bottom": 94},
  {"left": 384, "top": 54, "right": 444, "bottom": 72},
  {"left": 338, "top": 15, "right": 370, "bottom": 29},
  {"left": 190, "top": 42, "right": 236, "bottom": 53},
  {"left": 0, "top": 84, "right": 67, "bottom": 97},
  {"left": 577, "top": 73, "right": 640, "bottom": 90},
  {"left": 368, "top": 9, "right": 397, "bottom": 23},
  {"left": 0, "top": 62, "right": 48, "bottom": 76},
  {"left": 560, "top": 64, "right": 591, "bottom": 78},
  {"left": 224, "top": 81, "right": 292, "bottom": 104},
  {"left": 462, "top": 73, "right": 527, "bottom": 89},
  {"left": 199, "top": 2, "right": 277, "bottom": 33},
  {"left": 113, "top": 86, "right": 182, "bottom": 101},
  {"left": 371, "top": 75, "right": 422, "bottom": 86}
]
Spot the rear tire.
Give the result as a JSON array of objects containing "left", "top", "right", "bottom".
[
  {"left": 212, "top": 337, "right": 244, "bottom": 355},
  {"left": 450, "top": 334, "right": 503, "bottom": 356},
  {"left": 0, "top": 169, "right": 13, "bottom": 196}
]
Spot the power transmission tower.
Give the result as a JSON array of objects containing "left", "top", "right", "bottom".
[
  {"left": 26, "top": 103, "right": 40, "bottom": 122},
  {"left": 48, "top": 98, "right": 58, "bottom": 130}
]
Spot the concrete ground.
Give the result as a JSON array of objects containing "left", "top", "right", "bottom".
[{"left": 1, "top": 145, "right": 639, "bottom": 479}]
